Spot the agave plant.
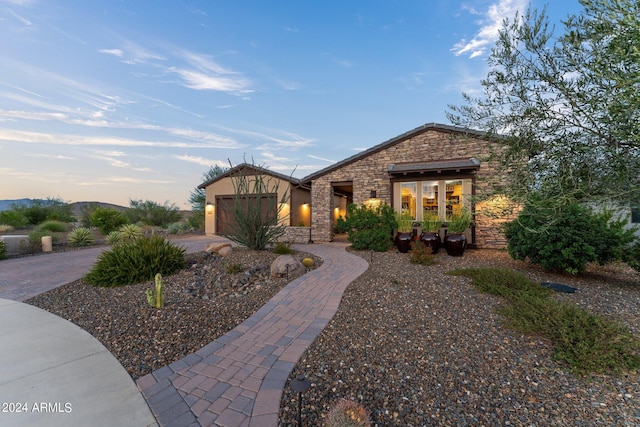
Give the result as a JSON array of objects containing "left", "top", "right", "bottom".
[{"left": 67, "top": 227, "right": 95, "bottom": 247}]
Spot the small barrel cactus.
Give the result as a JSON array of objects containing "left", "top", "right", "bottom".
[
  {"left": 325, "top": 399, "right": 371, "bottom": 427},
  {"left": 301, "top": 257, "right": 314, "bottom": 268}
]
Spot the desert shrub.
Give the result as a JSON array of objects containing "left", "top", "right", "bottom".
[
  {"left": 0, "top": 239, "right": 7, "bottom": 260},
  {"left": 504, "top": 199, "right": 635, "bottom": 274},
  {"left": 449, "top": 267, "right": 640, "bottom": 374},
  {"left": 409, "top": 240, "right": 434, "bottom": 266},
  {"left": 105, "top": 231, "right": 121, "bottom": 245},
  {"left": 225, "top": 263, "right": 243, "bottom": 274},
  {"left": 126, "top": 199, "right": 182, "bottom": 227},
  {"left": 90, "top": 207, "right": 128, "bottom": 235},
  {"left": 325, "top": 399, "right": 371, "bottom": 427},
  {"left": 0, "top": 210, "right": 27, "bottom": 228},
  {"left": 67, "top": 227, "right": 94, "bottom": 247},
  {"left": 38, "top": 220, "right": 68, "bottom": 233},
  {"left": 274, "top": 241, "right": 294, "bottom": 254},
  {"left": 84, "top": 235, "right": 185, "bottom": 287},
  {"left": 187, "top": 214, "right": 204, "bottom": 231},
  {"left": 342, "top": 203, "right": 396, "bottom": 252},
  {"left": 0, "top": 224, "right": 14, "bottom": 232},
  {"left": 167, "top": 221, "right": 192, "bottom": 235},
  {"left": 118, "top": 223, "right": 143, "bottom": 241},
  {"left": 21, "top": 198, "right": 74, "bottom": 224}
]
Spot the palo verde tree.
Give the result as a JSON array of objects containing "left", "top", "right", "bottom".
[
  {"left": 221, "top": 159, "right": 291, "bottom": 250},
  {"left": 447, "top": 0, "right": 640, "bottom": 222}
]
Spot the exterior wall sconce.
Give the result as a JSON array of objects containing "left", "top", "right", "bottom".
[
  {"left": 370, "top": 190, "right": 376, "bottom": 199},
  {"left": 205, "top": 201, "right": 214, "bottom": 214}
]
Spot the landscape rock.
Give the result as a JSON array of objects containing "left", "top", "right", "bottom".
[
  {"left": 204, "top": 242, "right": 232, "bottom": 255},
  {"left": 218, "top": 246, "right": 232, "bottom": 257},
  {"left": 270, "top": 255, "right": 306, "bottom": 280}
]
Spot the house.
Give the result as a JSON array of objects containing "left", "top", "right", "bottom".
[
  {"left": 199, "top": 123, "right": 514, "bottom": 248},
  {"left": 198, "top": 163, "right": 312, "bottom": 243}
]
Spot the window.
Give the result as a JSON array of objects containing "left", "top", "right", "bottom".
[
  {"left": 422, "top": 181, "right": 438, "bottom": 215},
  {"left": 394, "top": 179, "right": 471, "bottom": 221},
  {"left": 445, "top": 180, "right": 463, "bottom": 221},
  {"left": 401, "top": 182, "right": 417, "bottom": 218}
]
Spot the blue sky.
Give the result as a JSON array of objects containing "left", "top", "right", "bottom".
[{"left": 0, "top": 0, "right": 583, "bottom": 208}]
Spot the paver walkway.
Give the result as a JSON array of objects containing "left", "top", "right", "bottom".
[{"left": 137, "top": 242, "right": 369, "bottom": 426}]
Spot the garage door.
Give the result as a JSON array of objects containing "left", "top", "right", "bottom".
[{"left": 215, "top": 193, "right": 277, "bottom": 235}]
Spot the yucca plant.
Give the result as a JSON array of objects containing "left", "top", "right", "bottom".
[
  {"left": 118, "top": 223, "right": 143, "bottom": 241},
  {"left": 105, "top": 231, "right": 121, "bottom": 245},
  {"left": 67, "top": 227, "right": 95, "bottom": 247}
]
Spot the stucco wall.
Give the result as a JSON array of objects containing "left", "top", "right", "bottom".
[
  {"left": 203, "top": 174, "right": 295, "bottom": 235},
  {"left": 310, "top": 128, "right": 510, "bottom": 248}
]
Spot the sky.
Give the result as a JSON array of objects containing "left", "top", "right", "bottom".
[{"left": 0, "top": 0, "right": 584, "bottom": 209}]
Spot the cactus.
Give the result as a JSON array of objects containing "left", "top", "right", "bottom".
[
  {"left": 146, "top": 273, "right": 164, "bottom": 308},
  {"left": 325, "top": 399, "right": 371, "bottom": 427},
  {"left": 301, "top": 257, "right": 314, "bottom": 268}
]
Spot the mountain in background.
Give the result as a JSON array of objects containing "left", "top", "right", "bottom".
[{"left": 0, "top": 198, "right": 33, "bottom": 211}]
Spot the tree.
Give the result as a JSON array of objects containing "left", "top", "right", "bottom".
[
  {"left": 126, "top": 199, "right": 182, "bottom": 227},
  {"left": 189, "top": 165, "right": 228, "bottom": 212},
  {"left": 447, "top": 0, "right": 640, "bottom": 221},
  {"left": 221, "top": 160, "right": 290, "bottom": 250}
]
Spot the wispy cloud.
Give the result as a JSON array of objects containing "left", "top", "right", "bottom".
[
  {"left": 98, "top": 48, "right": 123, "bottom": 57},
  {"left": 451, "top": 0, "right": 527, "bottom": 58},
  {"left": 24, "top": 153, "right": 75, "bottom": 160},
  {"left": 0, "top": 128, "right": 234, "bottom": 149},
  {"left": 175, "top": 154, "right": 227, "bottom": 168}
]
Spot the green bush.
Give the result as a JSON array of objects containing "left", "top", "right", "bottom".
[
  {"left": 67, "top": 227, "right": 94, "bottom": 247},
  {"left": 90, "top": 207, "right": 128, "bottom": 235},
  {"left": 38, "top": 220, "right": 68, "bottom": 233},
  {"left": 449, "top": 267, "right": 640, "bottom": 374},
  {"left": 84, "top": 236, "right": 185, "bottom": 287},
  {"left": 504, "top": 199, "right": 635, "bottom": 274},
  {"left": 126, "top": 199, "right": 182, "bottom": 227},
  {"left": 342, "top": 203, "right": 396, "bottom": 252},
  {"left": 0, "top": 239, "right": 7, "bottom": 260},
  {"left": 273, "top": 241, "right": 294, "bottom": 254},
  {"left": 167, "top": 221, "right": 193, "bottom": 235},
  {"left": 0, "top": 210, "right": 27, "bottom": 228}
]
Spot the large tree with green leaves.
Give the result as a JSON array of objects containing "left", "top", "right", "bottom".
[
  {"left": 447, "top": 0, "right": 640, "bottom": 218},
  {"left": 189, "top": 165, "right": 228, "bottom": 213}
]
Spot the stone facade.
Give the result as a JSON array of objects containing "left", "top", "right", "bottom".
[
  {"left": 306, "top": 124, "right": 512, "bottom": 249},
  {"left": 276, "top": 226, "right": 312, "bottom": 244}
]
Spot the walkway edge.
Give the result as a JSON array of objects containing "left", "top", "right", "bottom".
[{"left": 137, "top": 242, "right": 369, "bottom": 426}]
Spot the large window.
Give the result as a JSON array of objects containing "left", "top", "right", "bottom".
[
  {"left": 395, "top": 179, "right": 471, "bottom": 221},
  {"left": 401, "top": 182, "right": 417, "bottom": 219}
]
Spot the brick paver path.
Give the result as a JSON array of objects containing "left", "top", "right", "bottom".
[{"left": 136, "top": 242, "right": 368, "bottom": 426}]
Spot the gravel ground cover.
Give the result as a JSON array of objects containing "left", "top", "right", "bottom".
[
  {"left": 26, "top": 247, "right": 322, "bottom": 380},
  {"left": 24, "top": 243, "right": 640, "bottom": 426},
  {"left": 279, "top": 248, "right": 640, "bottom": 426}
]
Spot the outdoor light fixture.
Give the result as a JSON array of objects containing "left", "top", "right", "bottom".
[
  {"left": 370, "top": 190, "right": 376, "bottom": 199},
  {"left": 290, "top": 374, "right": 311, "bottom": 426}
]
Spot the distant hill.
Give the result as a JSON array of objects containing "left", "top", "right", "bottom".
[
  {"left": 0, "top": 198, "right": 33, "bottom": 211},
  {"left": 68, "top": 201, "right": 128, "bottom": 217}
]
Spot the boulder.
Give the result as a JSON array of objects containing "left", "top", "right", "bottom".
[
  {"left": 205, "top": 242, "right": 231, "bottom": 255},
  {"left": 270, "top": 255, "right": 306, "bottom": 280},
  {"left": 218, "top": 245, "right": 232, "bottom": 257}
]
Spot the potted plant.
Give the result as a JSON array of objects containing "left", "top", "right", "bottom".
[
  {"left": 444, "top": 208, "right": 472, "bottom": 256},
  {"left": 419, "top": 212, "right": 442, "bottom": 254},
  {"left": 395, "top": 211, "right": 414, "bottom": 253}
]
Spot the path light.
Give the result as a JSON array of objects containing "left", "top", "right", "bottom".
[{"left": 290, "top": 374, "right": 311, "bottom": 426}]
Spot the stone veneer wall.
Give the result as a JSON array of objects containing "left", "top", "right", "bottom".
[
  {"left": 310, "top": 128, "right": 511, "bottom": 249},
  {"left": 276, "top": 226, "right": 311, "bottom": 244}
]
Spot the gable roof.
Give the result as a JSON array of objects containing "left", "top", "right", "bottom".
[
  {"left": 197, "top": 163, "right": 300, "bottom": 189},
  {"left": 300, "top": 123, "right": 489, "bottom": 184}
]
